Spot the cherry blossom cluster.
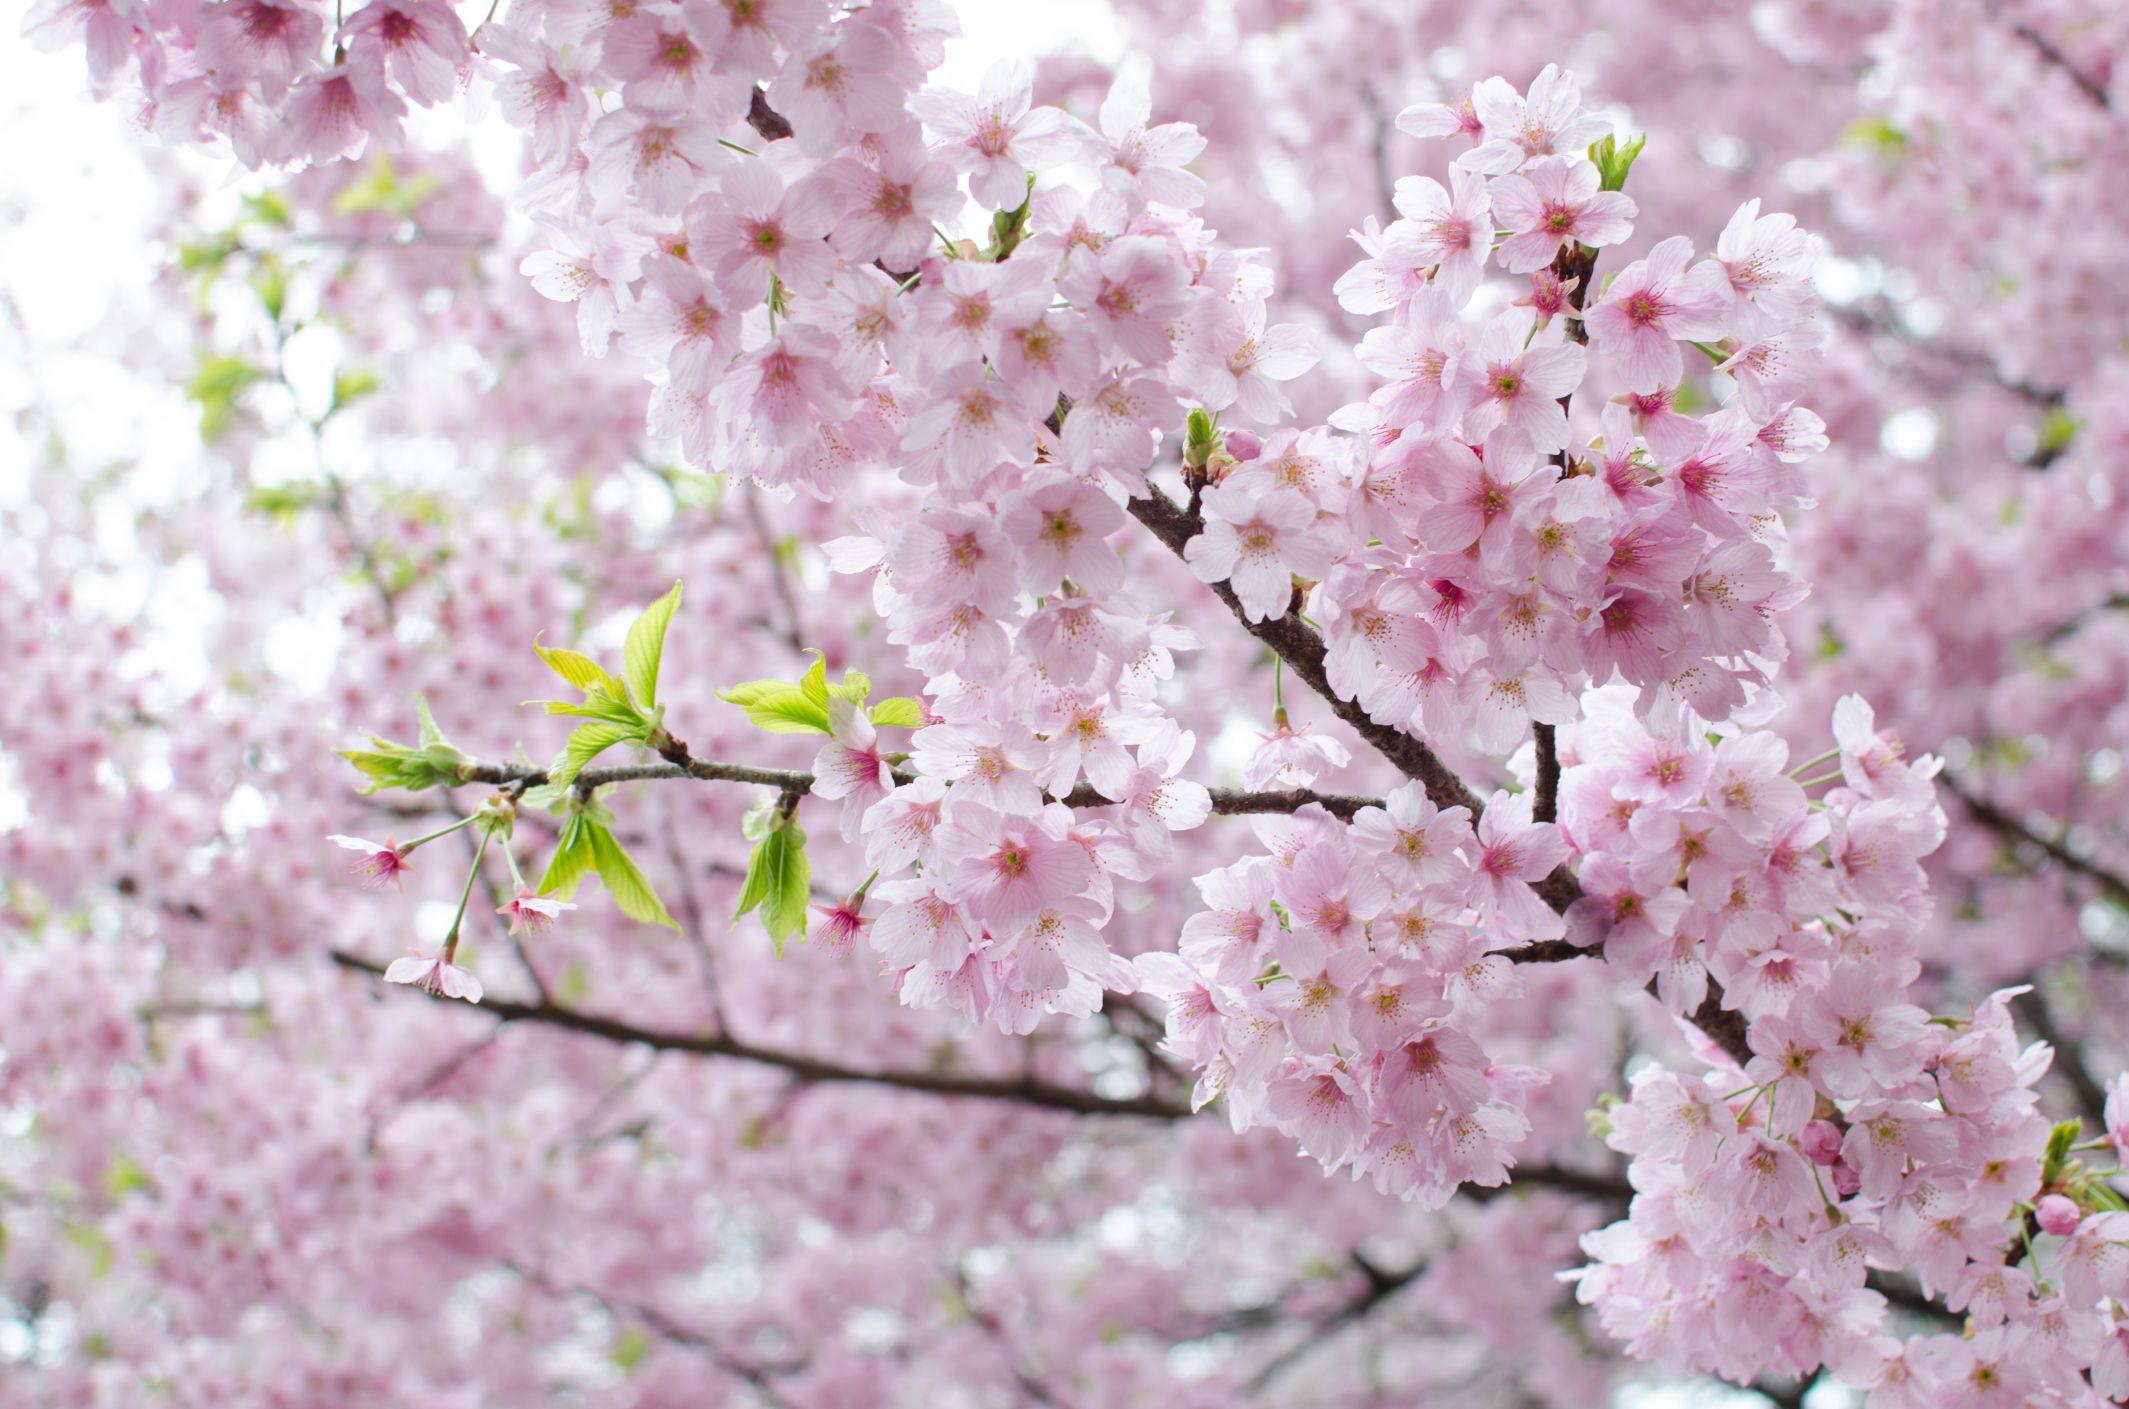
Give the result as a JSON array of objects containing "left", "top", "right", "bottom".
[
  {"left": 1132, "top": 782, "right": 1551, "bottom": 1207},
  {"left": 30, "top": 0, "right": 2129, "bottom": 1400}
]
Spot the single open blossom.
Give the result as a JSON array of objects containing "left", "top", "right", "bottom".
[
  {"left": 808, "top": 895, "right": 872, "bottom": 950},
  {"left": 327, "top": 834, "right": 413, "bottom": 889},
  {"left": 496, "top": 886, "right": 576, "bottom": 935},
  {"left": 912, "top": 60, "right": 1091, "bottom": 209},
  {"left": 1387, "top": 166, "right": 1492, "bottom": 304},
  {"left": 1583, "top": 236, "right": 1728, "bottom": 392},
  {"left": 812, "top": 697, "right": 893, "bottom": 839},
  {"left": 1470, "top": 789, "right": 1566, "bottom": 941},
  {"left": 1460, "top": 65, "right": 1615, "bottom": 174},
  {"left": 384, "top": 950, "right": 484, "bottom": 1003},
  {"left": 998, "top": 474, "right": 1125, "bottom": 596},
  {"left": 1172, "top": 300, "right": 1318, "bottom": 423},
  {"left": 933, "top": 804, "right": 1091, "bottom": 935},
  {"left": 1456, "top": 311, "right": 1585, "bottom": 453},
  {"left": 688, "top": 156, "right": 840, "bottom": 305},
  {"left": 194, "top": 0, "right": 322, "bottom": 98},
  {"left": 283, "top": 53, "right": 408, "bottom": 163},
  {"left": 1059, "top": 235, "right": 1191, "bottom": 365},
  {"left": 1184, "top": 486, "right": 1335, "bottom": 623},
  {"left": 336, "top": 0, "right": 469, "bottom": 108},
  {"left": 1488, "top": 156, "right": 1636, "bottom": 273},
  {"left": 1097, "top": 73, "right": 1207, "bottom": 209}
]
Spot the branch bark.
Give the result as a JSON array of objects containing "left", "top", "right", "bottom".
[{"left": 331, "top": 950, "right": 1192, "bottom": 1119}]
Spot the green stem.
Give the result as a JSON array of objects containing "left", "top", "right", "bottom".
[
  {"left": 441, "top": 829, "right": 493, "bottom": 961},
  {"left": 403, "top": 814, "right": 478, "bottom": 851},
  {"left": 1788, "top": 747, "right": 1841, "bottom": 776}
]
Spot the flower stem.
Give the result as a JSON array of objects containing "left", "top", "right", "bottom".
[
  {"left": 403, "top": 814, "right": 478, "bottom": 852},
  {"left": 442, "top": 829, "right": 493, "bottom": 962}
]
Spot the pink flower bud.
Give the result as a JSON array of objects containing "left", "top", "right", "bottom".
[
  {"left": 2035, "top": 1193, "right": 2082, "bottom": 1237},
  {"left": 1798, "top": 1119, "right": 1843, "bottom": 1165},
  {"left": 1224, "top": 429, "right": 1263, "bottom": 462},
  {"left": 1829, "top": 1160, "right": 1861, "bottom": 1198}
]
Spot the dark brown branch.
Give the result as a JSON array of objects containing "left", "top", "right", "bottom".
[
  {"left": 1989, "top": 1, "right": 2113, "bottom": 109},
  {"left": 2010, "top": 989, "right": 2113, "bottom": 1130},
  {"left": 454, "top": 754, "right": 1384, "bottom": 820},
  {"left": 1532, "top": 723, "right": 1561, "bottom": 824},
  {"left": 1943, "top": 772, "right": 2129, "bottom": 909},
  {"left": 331, "top": 950, "right": 1191, "bottom": 1119},
  {"left": 1125, "top": 484, "right": 1584, "bottom": 913},
  {"left": 746, "top": 86, "right": 795, "bottom": 141}
]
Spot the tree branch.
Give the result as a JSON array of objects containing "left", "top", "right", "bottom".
[
  {"left": 1125, "top": 484, "right": 1584, "bottom": 914},
  {"left": 1943, "top": 772, "right": 2129, "bottom": 909},
  {"left": 453, "top": 754, "right": 1385, "bottom": 820},
  {"left": 330, "top": 950, "right": 1192, "bottom": 1119}
]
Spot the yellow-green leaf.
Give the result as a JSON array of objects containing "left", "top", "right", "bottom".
[
  {"left": 733, "top": 824, "right": 809, "bottom": 954},
  {"left": 869, "top": 697, "right": 925, "bottom": 728},
  {"left": 548, "top": 721, "right": 634, "bottom": 790},
  {"left": 622, "top": 580, "right": 683, "bottom": 712},
  {"left": 799, "top": 650, "right": 829, "bottom": 709},
  {"left": 535, "top": 641, "right": 623, "bottom": 697},
  {"left": 589, "top": 826, "right": 676, "bottom": 928},
  {"left": 539, "top": 813, "right": 599, "bottom": 900}
]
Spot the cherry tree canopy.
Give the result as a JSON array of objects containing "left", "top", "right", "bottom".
[{"left": 8, "top": 0, "right": 2129, "bottom": 1404}]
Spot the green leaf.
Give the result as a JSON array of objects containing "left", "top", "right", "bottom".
[
  {"left": 538, "top": 813, "right": 599, "bottom": 900},
  {"left": 1587, "top": 132, "right": 1647, "bottom": 193},
  {"left": 535, "top": 641, "right": 624, "bottom": 698},
  {"left": 622, "top": 580, "right": 683, "bottom": 712},
  {"left": 331, "top": 368, "right": 381, "bottom": 415},
  {"left": 331, "top": 154, "right": 440, "bottom": 218},
  {"left": 733, "top": 823, "right": 809, "bottom": 954},
  {"left": 548, "top": 721, "right": 635, "bottom": 790},
  {"left": 590, "top": 826, "right": 677, "bottom": 928},
  {"left": 415, "top": 694, "right": 451, "bottom": 752},
  {"left": 828, "top": 669, "right": 871, "bottom": 705},
  {"left": 613, "top": 1327, "right": 652, "bottom": 1373},
  {"left": 799, "top": 651, "right": 829, "bottom": 709},
  {"left": 868, "top": 696, "right": 925, "bottom": 728},
  {"left": 105, "top": 1152, "right": 153, "bottom": 1199},
  {"left": 718, "top": 679, "right": 830, "bottom": 734},
  {"left": 245, "top": 481, "right": 322, "bottom": 523},
  {"left": 187, "top": 355, "right": 261, "bottom": 439}
]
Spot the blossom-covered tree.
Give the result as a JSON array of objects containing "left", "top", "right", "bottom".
[{"left": 10, "top": 0, "right": 2129, "bottom": 1404}]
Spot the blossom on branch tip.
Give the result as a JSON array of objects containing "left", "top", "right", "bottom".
[
  {"left": 326, "top": 834, "right": 413, "bottom": 889},
  {"left": 496, "top": 886, "right": 576, "bottom": 936},
  {"left": 383, "top": 951, "right": 484, "bottom": 1004}
]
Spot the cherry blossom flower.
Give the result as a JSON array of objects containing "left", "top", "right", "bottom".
[
  {"left": 912, "top": 60, "right": 1090, "bottom": 209},
  {"left": 998, "top": 474, "right": 1124, "bottom": 596},
  {"left": 337, "top": 0, "right": 468, "bottom": 107},
  {"left": 933, "top": 804, "right": 1092, "bottom": 935},
  {"left": 1460, "top": 65, "right": 1615, "bottom": 174},
  {"left": 1583, "top": 236, "right": 1728, "bottom": 392},
  {"left": 1059, "top": 235, "right": 1191, "bottom": 366},
  {"left": 496, "top": 886, "right": 577, "bottom": 936},
  {"left": 1386, "top": 166, "right": 1492, "bottom": 303},
  {"left": 1097, "top": 73, "right": 1207, "bottom": 209},
  {"left": 1469, "top": 789, "right": 1567, "bottom": 941},
  {"left": 1455, "top": 311, "right": 1586, "bottom": 453},
  {"left": 326, "top": 834, "right": 414, "bottom": 889},
  {"left": 283, "top": 54, "right": 407, "bottom": 164},
  {"left": 1183, "top": 487, "right": 1335, "bottom": 623},
  {"left": 384, "top": 950, "right": 484, "bottom": 1003},
  {"left": 1488, "top": 156, "right": 1637, "bottom": 273},
  {"left": 688, "top": 156, "right": 840, "bottom": 305}
]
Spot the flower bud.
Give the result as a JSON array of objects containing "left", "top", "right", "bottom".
[
  {"left": 1224, "top": 429, "right": 1263, "bottom": 462},
  {"left": 1799, "top": 1119, "right": 1843, "bottom": 1166},
  {"left": 2035, "top": 1193, "right": 2082, "bottom": 1237},
  {"left": 1829, "top": 1161, "right": 1861, "bottom": 1198}
]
